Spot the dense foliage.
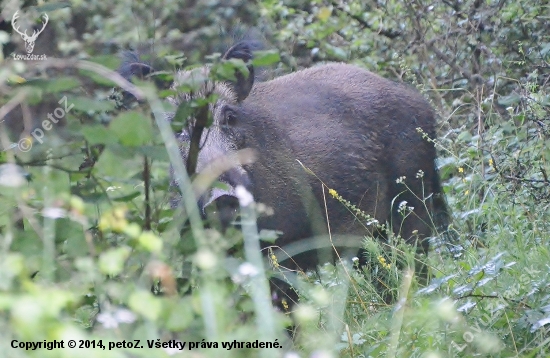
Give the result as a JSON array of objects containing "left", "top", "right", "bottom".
[{"left": 0, "top": 0, "right": 549, "bottom": 357}]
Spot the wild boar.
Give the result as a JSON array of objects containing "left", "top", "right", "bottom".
[{"left": 122, "top": 40, "right": 451, "bottom": 277}]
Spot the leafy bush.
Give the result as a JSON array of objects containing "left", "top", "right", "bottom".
[{"left": 0, "top": 0, "right": 549, "bottom": 357}]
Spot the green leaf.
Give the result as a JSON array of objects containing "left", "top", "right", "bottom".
[
  {"left": 109, "top": 111, "right": 153, "bottom": 146},
  {"left": 457, "top": 131, "right": 473, "bottom": 142},
  {"left": 164, "top": 298, "right": 194, "bottom": 330},
  {"left": 0, "top": 254, "right": 24, "bottom": 290},
  {"left": 158, "top": 89, "right": 177, "bottom": 99},
  {"left": 35, "top": 2, "right": 71, "bottom": 12},
  {"left": 173, "top": 102, "right": 193, "bottom": 128},
  {"left": 214, "top": 62, "right": 237, "bottom": 82},
  {"left": 57, "top": 219, "right": 87, "bottom": 257},
  {"left": 94, "top": 148, "right": 124, "bottom": 177},
  {"left": 136, "top": 145, "right": 169, "bottom": 161},
  {"left": 69, "top": 96, "right": 115, "bottom": 112},
  {"left": 138, "top": 231, "right": 163, "bottom": 253},
  {"left": 259, "top": 229, "right": 282, "bottom": 243},
  {"left": 498, "top": 93, "right": 521, "bottom": 106},
  {"left": 82, "top": 125, "right": 118, "bottom": 145},
  {"left": 26, "top": 77, "right": 81, "bottom": 93},
  {"left": 252, "top": 50, "right": 280, "bottom": 66},
  {"left": 12, "top": 228, "right": 42, "bottom": 257},
  {"left": 128, "top": 290, "right": 162, "bottom": 321},
  {"left": 214, "top": 60, "right": 249, "bottom": 82},
  {"left": 98, "top": 247, "right": 131, "bottom": 276},
  {"left": 112, "top": 191, "right": 141, "bottom": 202},
  {"left": 174, "top": 66, "right": 209, "bottom": 93},
  {"left": 12, "top": 291, "right": 75, "bottom": 332}
]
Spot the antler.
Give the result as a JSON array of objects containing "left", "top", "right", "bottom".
[
  {"left": 11, "top": 11, "right": 27, "bottom": 38},
  {"left": 11, "top": 11, "right": 48, "bottom": 40},
  {"left": 30, "top": 13, "right": 48, "bottom": 40}
]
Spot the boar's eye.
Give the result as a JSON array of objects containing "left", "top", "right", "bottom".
[{"left": 222, "top": 105, "right": 238, "bottom": 127}]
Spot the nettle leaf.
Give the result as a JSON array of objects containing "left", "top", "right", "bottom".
[
  {"left": 94, "top": 148, "right": 124, "bottom": 177},
  {"left": 82, "top": 125, "right": 118, "bottom": 145},
  {"left": 457, "top": 131, "right": 473, "bottom": 142},
  {"left": 174, "top": 66, "right": 209, "bottom": 93},
  {"left": 109, "top": 111, "right": 153, "bottom": 146},
  {"left": 214, "top": 59, "right": 249, "bottom": 82},
  {"left": 173, "top": 102, "right": 193, "bottom": 128},
  {"left": 94, "top": 146, "right": 144, "bottom": 179},
  {"left": 498, "top": 93, "right": 521, "bottom": 106},
  {"left": 252, "top": 50, "right": 280, "bottom": 66}
]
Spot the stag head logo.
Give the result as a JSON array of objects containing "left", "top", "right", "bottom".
[{"left": 11, "top": 11, "right": 49, "bottom": 54}]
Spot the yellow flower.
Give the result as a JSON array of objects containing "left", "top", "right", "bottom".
[
  {"left": 489, "top": 158, "right": 493, "bottom": 167},
  {"left": 378, "top": 255, "right": 391, "bottom": 269},
  {"left": 458, "top": 167, "right": 464, "bottom": 173},
  {"left": 281, "top": 298, "right": 289, "bottom": 312},
  {"left": 270, "top": 253, "right": 279, "bottom": 268},
  {"left": 328, "top": 188, "right": 338, "bottom": 198}
]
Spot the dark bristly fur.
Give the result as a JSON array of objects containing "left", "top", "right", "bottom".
[{"left": 172, "top": 41, "right": 450, "bottom": 272}]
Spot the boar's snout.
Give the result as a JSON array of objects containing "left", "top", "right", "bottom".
[
  {"left": 200, "top": 167, "right": 252, "bottom": 230},
  {"left": 201, "top": 189, "right": 240, "bottom": 230}
]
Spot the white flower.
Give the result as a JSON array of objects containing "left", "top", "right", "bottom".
[
  {"left": 164, "top": 342, "right": 184, "bottom": 356},
  {"left": 235, "top": 185, "right": 254, "bottom": 206},
  {"left": 114, "top": 309, "right": 136, "bottom": 324},
  {"left": 0, "top": 164, "right": 27, "bottom": 187},
  {"left": 42, "top": 207, "right": 67, "bottom": 219},
  {"left": 97, "top": 308, "right": 136, "bottom": 328},
  {"left": 232, "top": 262, "right": 259, "bottom": 284},
  {"left": 239, "top": 262, "right": 259, "bottom": 277},
  {"left": 310, "top": 350, "right": 333, "bottom": 358},
  {"left": 96, "top": 312, "right": 118, "bottom": 329},
  {"left": 284, "top": 352, "right": 301, "bottom": 358}
]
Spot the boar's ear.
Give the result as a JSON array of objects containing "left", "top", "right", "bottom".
[
  {"left": 127, "top": 62, "right": 154, "bottom": 79},
  {"left": 222, "top": 42, "right": 255, "bottom": 102},
  {"left": 118, "top": 52, "right": 154, "bottom": 81},
  {"left": 119, "top": 63, "right": 154, "bottom": 81}
]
